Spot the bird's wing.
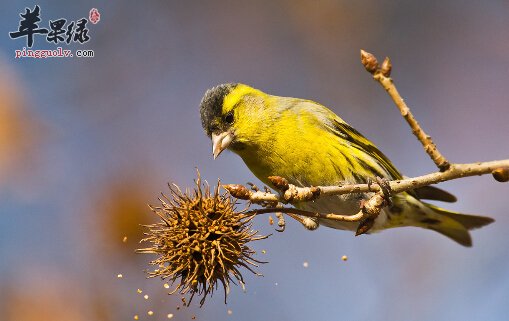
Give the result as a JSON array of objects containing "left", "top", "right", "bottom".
[
  {"left": 327, "top": 117, "right": 457, "bottom": 203},
  {"left": 326, "top": 118, "right": 403, "bottom": 180},
  {"left": 409, "top": 185, "right": 457, "bottom": 202}
]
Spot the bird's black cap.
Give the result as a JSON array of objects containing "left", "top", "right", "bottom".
[{"left": 200, "top": 83, "right": 237, "bottom": 136}]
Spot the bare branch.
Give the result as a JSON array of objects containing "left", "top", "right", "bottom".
[
  {"left": 244, "top": 192, "right": 387, "bottom": 235},
  {"left": 225, "top": 160, "right": 509, "bottom": 206},
  {"left": 361, "top": 49, "right": 450, "bottom": 171}
]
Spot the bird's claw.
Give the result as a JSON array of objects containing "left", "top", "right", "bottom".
[{"left": 376, "top": 176, "right": 393, "bottom": 207}]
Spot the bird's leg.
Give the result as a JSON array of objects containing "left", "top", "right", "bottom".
[
  {"left": 356, "top": 182, "right": 390, "bottom": 235},
  {"left": 366, "top": 177, "right": 374, "bottom": 192},
  {"left": 375, "top": 176, "right": 393, "bottom": 207}
]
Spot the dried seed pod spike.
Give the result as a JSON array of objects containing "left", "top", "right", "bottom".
[{"left": 138, "top": 172, "right": 268, "bottom": 306}]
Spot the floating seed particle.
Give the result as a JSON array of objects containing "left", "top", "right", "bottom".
[
  {"left": 167, "top": 313, "right": 174, "bottom": 319},
  {"left": 144, "top": 294, "right": 149, "bottom": 300},
  {"left": 227, "top": 309, "right": 233, "bottom": 315},
  {"left": 192, "top": 316, "right": 196, "bottom": 320},
  {"left": 303, "top": 261, "right": 309, "bottom": 268},
  {"left": 137, "top": 289, "right": 142, "bottom": 294},
  {"left": 261, "top": 250, "right": 266, "bottom": 254},
  {"left": 164, "top": 283, "right": 170, "bottom": 289},
  {"left": 123, "top": 236, "right": 128, "bottom": 243},
  {"left": 341, "top": 255, "right": 348, "bottom": 261},
  {"left": 268, "top": 216, "right": 274, "bottom": 225},
  {"left": 134, "top": 315, "right": 139, "bottom": 320},
  {"left": 117, "top": 274, "right": 123, "bottom": 278},
  {"left": 148, "top": 311, "right": 154, "bottom": 316}
]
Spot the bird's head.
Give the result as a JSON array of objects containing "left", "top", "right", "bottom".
[{"left": 200, "top": 83, "right": 269, "bottom": 159}]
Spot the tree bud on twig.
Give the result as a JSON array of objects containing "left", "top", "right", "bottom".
[
  {"left": 356, "top": 218, "right": 375, "bottom": 236},
  {"left": 223, "top": 184, "right": 252, "bottom": 199},
  {"left": 360, "top": 49, "right": 379, "bottom": 74},
  {"left": 268, "top": 176, "right": 289, "bottom": 191},
  {"left": 381, "top": 57, "right": 392, "bottom": 77},
  {"left": 492, "top": 167, "right": 509, "bottom": 182}
]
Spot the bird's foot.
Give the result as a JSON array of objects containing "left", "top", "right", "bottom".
[
  {"left": 375, "top": 176, "right": 393, "bottom": 207},
  {"left": 367, "top": 177, "right": 393, "bottom": 206}
]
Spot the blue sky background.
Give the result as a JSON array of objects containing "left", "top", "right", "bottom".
[{"left": 0, "top": 1, "right": 508, "bottom": 320}]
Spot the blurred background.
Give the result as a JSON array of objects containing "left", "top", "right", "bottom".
[{"left": 1, "top": 1, "right": 508, "bottom": 320}]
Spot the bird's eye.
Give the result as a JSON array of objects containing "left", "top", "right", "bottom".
[{"left": 224, "top": 112, "right": 234, "bottom": 124}]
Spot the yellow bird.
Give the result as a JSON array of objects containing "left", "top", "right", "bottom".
[{"left": 199, "top": 83, "right": 493, "bottom": 246}]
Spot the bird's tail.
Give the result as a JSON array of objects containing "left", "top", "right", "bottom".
[{"left": 417, "top": 201, "right": 494, "bottom": 247}]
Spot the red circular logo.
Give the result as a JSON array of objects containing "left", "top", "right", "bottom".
[{"left": 89, "top": 8, "right": 100, "bottom": 24}]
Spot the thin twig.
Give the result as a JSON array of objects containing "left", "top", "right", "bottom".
[
  {"left": 231, "top": 159, "right": 509, "bottom": 229},
  {"left": 361, "top": 50, "right": 450, "bottom": 171},
  {"left": 224, "top": 159, "right": 509, "bottom": 206},
  {"left": 245, "top": 207, "right": 365, "bottom": 222},
  {"left": 244, "top": 192, "right": 387, "bottom": 235}
]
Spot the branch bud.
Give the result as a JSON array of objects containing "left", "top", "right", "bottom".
[
  {"left": 381, "top": 57, "right": 392, "bottom": 77},
  {"left": 309, "top": 186, "right": 321, "bottom": 200},
  {"left": 268, "top": 176, "right": 289, "bottom": 191},
  {"left": 492, "top": 167, "right": 509, "bottom": 182},
  {"left": 360, "top": 49, "right": 379, "bottom": 74},
  {"left": 356, "top": 218, "right": 374, "bottom": 236},
  {"left": 223, "top": 184, "right": 252, "bottom": 199}
]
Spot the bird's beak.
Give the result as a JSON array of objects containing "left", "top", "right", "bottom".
[{"left": 211, "top": 131, "right": 234, "bottom": 159}]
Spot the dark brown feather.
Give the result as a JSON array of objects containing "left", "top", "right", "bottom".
[{"left": 412, "top": 185, "right": 457, "bottom": 203}]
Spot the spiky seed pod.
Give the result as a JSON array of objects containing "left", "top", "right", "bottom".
[{"left": 137, "top": 174, "right": 268, "bottom": 306}]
